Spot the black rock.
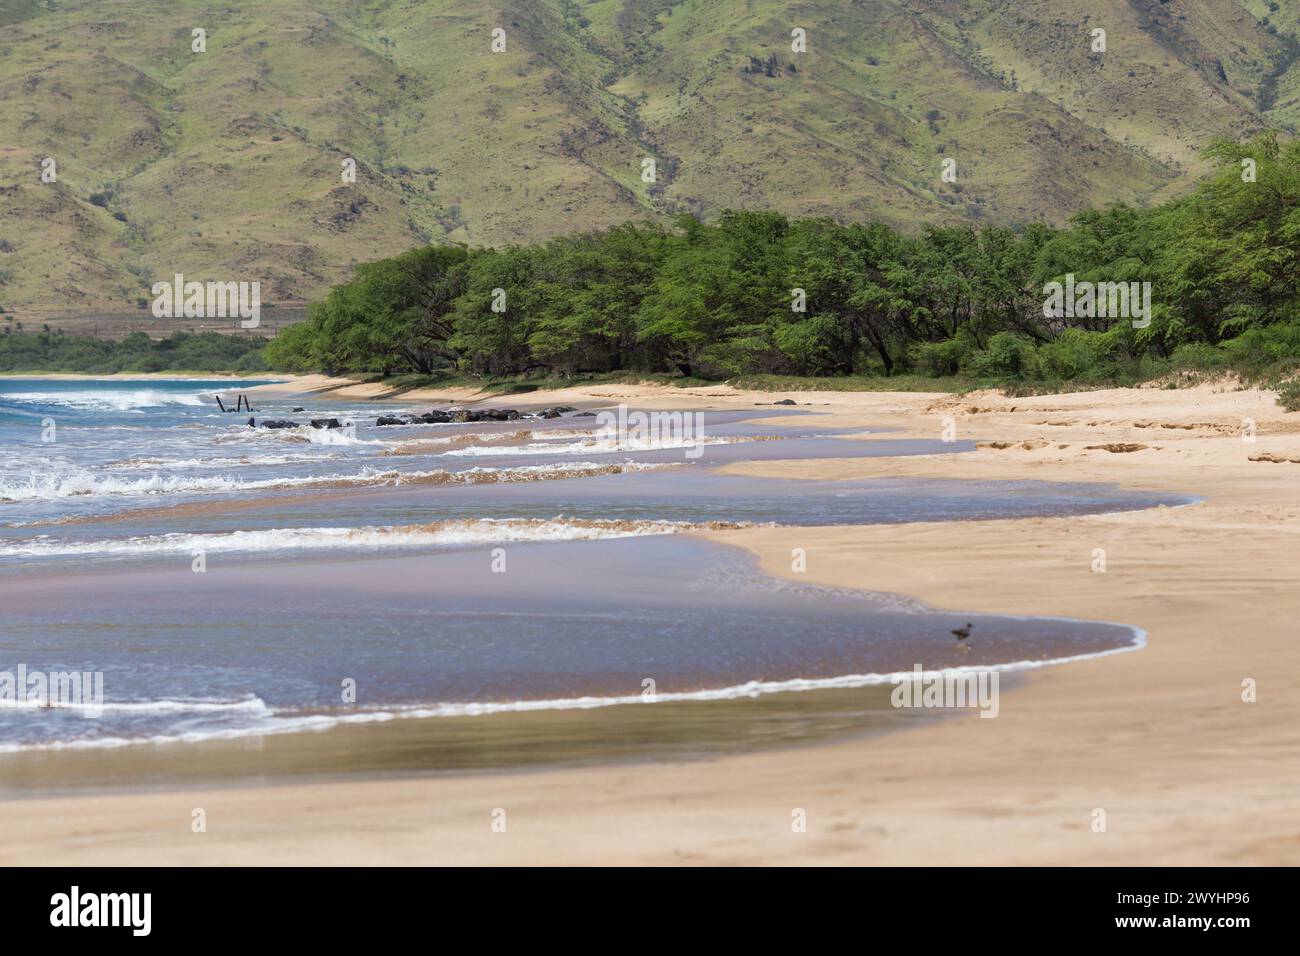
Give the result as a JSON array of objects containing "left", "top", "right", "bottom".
[
  {"left": 574, "top": 411, "right": 596, "bottom": 417},
  {"left": 773, "top": 398, "right": 797, "bottom": 406},
  {"left": 376, "top": 415, "right": 405, "bottom": 426},
  {"left": 260, "top": 419, "right": 298, "bottom": 429},
  {"left": 536, "top": 405, "right": 575, "bottom": 419},
  {"left": 291, "top": 407, "right": 305, "bottom": 412},
  {"left": 310, "top": 418, "right": 343, "bottom": 429},
  {"left": 418, "top": 410, "right": 451, "bottom": 424}
]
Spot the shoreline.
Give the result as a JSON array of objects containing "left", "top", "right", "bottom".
[
  {"left": 0, "top": 610, "right": 1136, "bottom": 780},
  {"left": 1, "top": 380, "right": 1297, "bottom": 864},
  {"left": 0, "top": 517, "right": 1149, "bottom": 770},
  {"left": 0, "top": 369, "right": 931, "bottom": 406},
  {"left": 0, "top": 372, "right": 287, "bottom": 381}
]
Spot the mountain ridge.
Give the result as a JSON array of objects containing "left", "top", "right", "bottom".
[{"left": 0, "top": 0, "right": 1295, "bottom": 316}]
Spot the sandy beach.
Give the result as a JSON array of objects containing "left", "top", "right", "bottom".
[{"left": 2, "top": 377, "right": 1296, "bottom": 866}]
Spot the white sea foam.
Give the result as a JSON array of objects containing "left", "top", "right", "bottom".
[
  {"left": 0, "top": 389, "right": 209, "bottom": 412},
  {"left": 0, "top": 460, "right": 668, "bottom": 502},
  {"left": 94, "top": 696, "right": 273, "bottom": 715},
  {"left": 0, "top": 517, "right": 702, "bottom": 558},
  {"left": 0, "top": 695, "right": 271, "bottom": 716},
  {"left": 0, "top": 627, "right": 1146, "bottom": 753},
  {"left": 109, "top": 452, "right": 340, "bottom": 470},
  {"left": 300, "top": 426, "right": 374, "bottom": 446},
  {"left": 215, "top": 424, "right": 383, "bottom": 447},
  {"left": 442, "top": 435, "right": 744, "bottom": 457}
]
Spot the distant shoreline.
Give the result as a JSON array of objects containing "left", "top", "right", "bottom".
[{"left": 0, "top": 372, "right": 285, "bottom": 381}]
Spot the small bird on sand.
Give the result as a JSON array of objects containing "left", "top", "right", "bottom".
[{"left": 952, "top": 623, "right": 973, "bottom": 641}]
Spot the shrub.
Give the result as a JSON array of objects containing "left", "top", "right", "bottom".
[
  {"left": 1037, "top": 329, "right": 1115, "bottom": 380},
  {"left": 910, "top": 336, "right": 973, "bottom": 376},
  {"left": 1277, "top": 379, "right": 1300, "bottom": 412},
  {"left": 1168, "top": 342, "right": 1227, "bottom": 369},
  {"left": 968, "top": 331, "right": 1038, "bottom": 379}
]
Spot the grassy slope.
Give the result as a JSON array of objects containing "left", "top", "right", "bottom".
[{"left": 0, "top": 0, "right": 1295, "bottom": 316}]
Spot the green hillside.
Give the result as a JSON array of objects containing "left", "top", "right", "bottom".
[{"left": 0, "top": 0, "right": 1296, "bottom": 316}]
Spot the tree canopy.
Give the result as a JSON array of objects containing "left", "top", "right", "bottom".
[{"left": 265, "top": 134, "right": 1300, "bottom": 385}]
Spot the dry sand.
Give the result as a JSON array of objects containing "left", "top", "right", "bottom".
[{"left": 2, "top": 378, "right": 1297, "bottom": 865}]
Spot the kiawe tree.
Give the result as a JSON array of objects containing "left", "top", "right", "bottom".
[
  {"left": 636, "top": 212, "right": 788, "bottom": 377},
  {"left": 1168, "top": 134, "right": 1300, "bottom": 340},
  {"left": 269, "top": 244, "right": 469, "bottom": 375},
  {"left": 447, "top": 245, "right": 545, "bottom": 377},
  {"left": 784, "top": 219, "right": 908, "bottom": 375},
  {"left": 525, "top": 224, "right": 666, "bottom": 375},
  {"left": 262, "top": 133, "right": 1300, "bottom": 387}
]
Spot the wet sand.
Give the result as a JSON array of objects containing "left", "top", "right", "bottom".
[
  {"left": 0, "top": 684, "right": 919, "bottom": 797},
  {"left": 2, "top": 380, "right": 1297, "bottom": 865}
]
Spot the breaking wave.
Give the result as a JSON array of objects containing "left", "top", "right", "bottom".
[
  {"left": 0, "top": 633, "right": 1145, "bottom": 753},
  {"left": 441, "top": 434, "right": 753, "bottom": 457},
  {"left": 0, "top": 460, "right": 673, "bottom": 502},
  {"left": 0, "top": 389, "right": 210, "bottom": 412},
  {"left": 0, "top": 516, "right": 750, "bottom": 558}
]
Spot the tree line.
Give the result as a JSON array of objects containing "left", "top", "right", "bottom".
[{"left": 262, "top": 133, "right": 1300, "bottom": 385}]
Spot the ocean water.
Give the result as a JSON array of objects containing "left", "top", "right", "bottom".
[{"left": 0, "top": 378, "right": 1195, "bottom": 755}]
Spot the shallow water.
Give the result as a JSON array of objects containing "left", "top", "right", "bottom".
[
  {"left": 0, "top": 378, "right": 1193, "bottom": 760},
  {"left": 0, "top": 535, "right": 1145, "bottom": 751}
]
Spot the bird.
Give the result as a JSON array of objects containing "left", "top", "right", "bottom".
[{"left": 952, "top": 622, "right": 973, "bottom": 641}]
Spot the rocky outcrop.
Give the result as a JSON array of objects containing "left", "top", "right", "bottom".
[{"left": 376, "top": 407, "right": 537, "bottom": 425}]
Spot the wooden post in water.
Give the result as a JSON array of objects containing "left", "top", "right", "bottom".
[{"left": 216, "top": 395, "right": 226, "bottom": 412}]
